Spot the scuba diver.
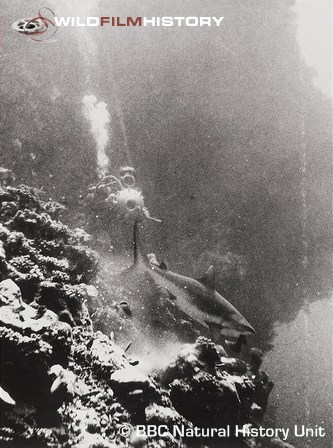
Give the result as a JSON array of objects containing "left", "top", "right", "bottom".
[
  {"left": 86, "top": 166, "right": 161, "bottom": 223},
  {"left": 86, "top": 167, "right": 254, "bottom": 352}
]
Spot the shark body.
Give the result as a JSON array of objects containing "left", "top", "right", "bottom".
[
  {"left": 132, "top": 220, "right": 255, "bottom": 340},
  {"left": 146, "top": 264, "right": 255, "bottom": 338}
]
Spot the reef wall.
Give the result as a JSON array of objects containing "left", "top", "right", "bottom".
[{"left": 0, "top": 182, "right": 294, "bottom": 448}]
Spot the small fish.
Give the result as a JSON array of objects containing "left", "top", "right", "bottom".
[
  {"left": 129, "top": 359, "right": 139, "bottom": 366},
  {"left": 119, "top": 301, "right": 132, "bottom": 317},
  {"left": 124, "top": 341, "right": 132, "bottom": 352},
  {"left": 0, "top": 386, "right": 15, "bottom": 406}
]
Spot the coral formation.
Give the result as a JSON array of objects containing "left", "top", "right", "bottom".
[{"left": 0, "top": 183, "right": 294, "bottom": 448}]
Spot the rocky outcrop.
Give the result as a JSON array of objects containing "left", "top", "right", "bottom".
[
  {"left": 1, "top": 279, "right": 59, "bottom": 332},
  {"left": 0, "top": 275, "right": 133, "bottom": 447},
  {"left": 158, "top": 337, "right": 290, "bottom": 447},
  {"left": 0, "top": 277, "right": 293, "bottom": 448},
  {"left": 0, "top": 184, "right": 294, "bottom": 448}
]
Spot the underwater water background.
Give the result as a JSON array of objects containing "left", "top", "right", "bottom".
[
  {"left": 263, "top": 296, "right": 332, "bottom": 448},
  {"left": 2, "top": 0, "right": 332, "bottom": 446}
]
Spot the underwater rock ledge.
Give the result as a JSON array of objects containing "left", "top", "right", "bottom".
[{"left": 0, "top": 182, "right": 294, "bottom": 448}]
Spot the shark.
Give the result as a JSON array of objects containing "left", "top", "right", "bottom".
[{"left": 128, "top": 220, "right": 255, "bottom": 342}]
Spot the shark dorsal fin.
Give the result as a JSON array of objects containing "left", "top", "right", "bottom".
[
  {"left": 198, "top": 265, "right": 216, "bottom": 289},
  {"left": 159, "top": 261, "right": 168, "bottom": 270}
]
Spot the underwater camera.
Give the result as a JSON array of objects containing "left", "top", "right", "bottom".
[
  {"left": 109, "top": 187, "right": 145, "bottom": 218},
  {"left": 86, "top": 167, "right": 161, "bottom": 222}
]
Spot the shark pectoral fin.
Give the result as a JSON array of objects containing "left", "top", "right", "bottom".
[
  {"left": 146, "top": 270, "right": 177, "bottom": 302},
  {"left": 205, "top": 320, "right": 222, "bottom": 342},
  {"left": 226, "top": 335, "right": 247, "bottom": 354},
  {"left": 166, "top": 291, "right": 177, "bottom": 302},
  {"left": 198, "top": 265, "right": 216, "bottom": 289}
]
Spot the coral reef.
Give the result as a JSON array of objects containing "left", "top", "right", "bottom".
[
  {"left": 0, "top": 183, "right": 294, "bottom": 448},
  {"left": 0, "top": 185, "right": 98, "bottom": 316}
]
